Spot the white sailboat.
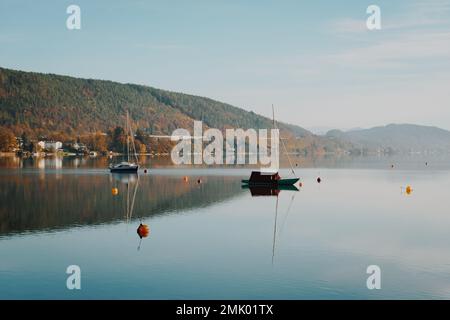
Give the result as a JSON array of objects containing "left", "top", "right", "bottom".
[{"left": 110, "top": 110, "right": 139, "bottom": 173}]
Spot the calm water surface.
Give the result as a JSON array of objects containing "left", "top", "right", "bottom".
[{"left": 1, "top": 155, "right": 450, "bottom": 299}]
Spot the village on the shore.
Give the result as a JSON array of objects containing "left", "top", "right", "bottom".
[{"left": 0, "top": 126, "right": 173, "bottom": 157}]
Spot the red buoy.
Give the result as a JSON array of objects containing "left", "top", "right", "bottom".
[{"left": 137, "top": 224, "right": 150, "bottom": 239}]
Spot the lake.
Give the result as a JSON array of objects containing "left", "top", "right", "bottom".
[{"left": 1, "top": 155, "right": 450, "bottom": 299}]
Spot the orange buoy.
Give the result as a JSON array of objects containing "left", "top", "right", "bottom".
[
  {"left": 183, "top": 176, "right": 189, "bottom": 182},
  {"left": 406, "top": 185, "right": 413, "bottom": 195},
  {"left": 112, "top": 187, "right": 119, "bottom": 196},
  {"left": 137, "top": 224, "right": 150, "bottom": 239}
]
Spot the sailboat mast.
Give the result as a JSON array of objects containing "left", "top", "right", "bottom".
[
  {"left": 126, "top": 110, "right": 130, "bottom": 163},
  {"left": 272, "top": 104, "right": 275, "bottom": 128},
  {"left": 128, "top": 111, "right": 139, "bottom": 164},
  {"left": 272, "top": 104, "right": 296, "bottom": 176}
]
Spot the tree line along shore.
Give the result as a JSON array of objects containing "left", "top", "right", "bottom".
[{"left": 0, "top": 125, "right": 174, "bottom": 156}]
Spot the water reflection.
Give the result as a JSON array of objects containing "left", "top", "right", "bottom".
[
  {"left": 107, "top": 172, "right": 152, "bottom": 250},
  {"left": 242, "top": 184, "right": 299, "bottom": 197},
  {"left": 0, "top": 171, "right": 243, "bottom": 237},
  {"left": 3, "top": 156, "right": 450, "bottom": 299},
  {"left": 110, "top": 173, "right": 140, "bottom": 222},
  {"left": 241, "top": 184, "right": 299, "bottom": 265},
  {"left": 2, "top": 153, "right": 450, "bottom": 170}
]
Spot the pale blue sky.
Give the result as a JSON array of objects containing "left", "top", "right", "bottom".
[{"left": 1, "top": 0, "right": 450, "bottom": 131}]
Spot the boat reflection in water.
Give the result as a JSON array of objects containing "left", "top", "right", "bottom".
[
  {"left": 242, "top": 184, "right": 298, "bottom": 264},
  {"left": 241, "top": 184, "right": 299, "bottom": 197},
  {"left": 111, "top": 172, "right": 148, "bottom": 250}
]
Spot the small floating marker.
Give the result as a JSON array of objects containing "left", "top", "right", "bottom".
[
  {"left": 183, "top": 176, "right": 189, "bottom": 182},
  {"left": 197, "top": 178, "right": 202, "bottom": 184},
  {"left": 425, "top": 162, "right": 428, "bottom": 166},
  {"left": 406, "top": 185, "right": 413, "bottom": 195},
  {"left": 317, "top": 177, "right": 322, "bottom": 183},
  {"left": 144, "top": 169, "right": 148, "bottom": 174},
  {"left": 112, "top": 187, "right": 119, "bottom": 196},
  {"left": 391, "top": 164, "right": 395, "bottom": 169},
  {"left": 296, "top": 163, "right": 299, "bottom": 167},
  {"left": 299, "top": 182, "right": 303, "bottom": 187},
  {"left": 137, "top": 223, "right": 150, "bottom": 239}
]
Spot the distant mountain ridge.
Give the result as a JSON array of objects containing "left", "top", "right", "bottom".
[
  {"left": 326, "top": 124, "right": 450, "bottom": 153},
  {"left": 1, "top": 67, "right": 449, "bottom": 155}
]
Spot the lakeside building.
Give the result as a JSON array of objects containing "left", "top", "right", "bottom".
[{"left": 37, "top": 141, "right": 63, "bottom": 152}]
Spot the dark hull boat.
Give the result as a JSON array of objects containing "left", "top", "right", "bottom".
[
  {"left": 110, "top": 162, "right": 139, "bottom": 173},
  {"left": 241, "top": 171, "right": 299, "bottom": 187}
]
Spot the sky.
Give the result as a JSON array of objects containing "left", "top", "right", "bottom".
[{"left": 1, "top": 0, "right": 450, "bottom": 132}]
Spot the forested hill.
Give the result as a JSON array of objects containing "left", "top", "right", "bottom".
[{"left": 0, "top": 67, "right": 310, "bottom": 139}]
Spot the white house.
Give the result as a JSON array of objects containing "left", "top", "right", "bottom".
[{"left": 38, "top": 141, "right": 63, "bottom": 151}]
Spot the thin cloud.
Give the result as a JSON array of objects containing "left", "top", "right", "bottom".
[
  {"left": 332, "top": 18, "right": 368, "bottom": 34},
  {"left": 326, "top": 31, "right": 450, "bottom": 70}
]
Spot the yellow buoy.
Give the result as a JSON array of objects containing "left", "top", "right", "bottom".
[{"left": 112, "top": 187, "right": 119, "bottom": 196}]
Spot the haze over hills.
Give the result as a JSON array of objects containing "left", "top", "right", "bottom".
[
  {"left": 0, "top": 67, "right": 449, "bottom": 155},
  {"left": 326, "top": 124, "right": 450, "bottom": 153},
  {"left": 0, "top": 67, "right": 349, "bottom": 155}
]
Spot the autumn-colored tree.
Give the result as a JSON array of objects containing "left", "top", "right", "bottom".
[
  {"left": 0, "top": 127, "right": 18, "bottom": 152},
  {"left": 47, "top": 131, "right": 72, "bottom": 143},
  {"left": 91, "top": 132, "right": 108, "bottom": 153},
  {"left": 88, "top": 132, "right": 108, "bottom": 153},
  {"left": 21, "top": 132, "right": 32, "bottom": 152},
  {"left": 80, "top": 132, "right": 108, "bottom": 153},
  {"left": 135, "top": 128, "right": 147, "bottom": 143},
  {"left": 139, "top": 143, "right": 147, "bottom": 154},
  {"left": 108, "top": 126, "right": 127, "bottom": 152}
]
